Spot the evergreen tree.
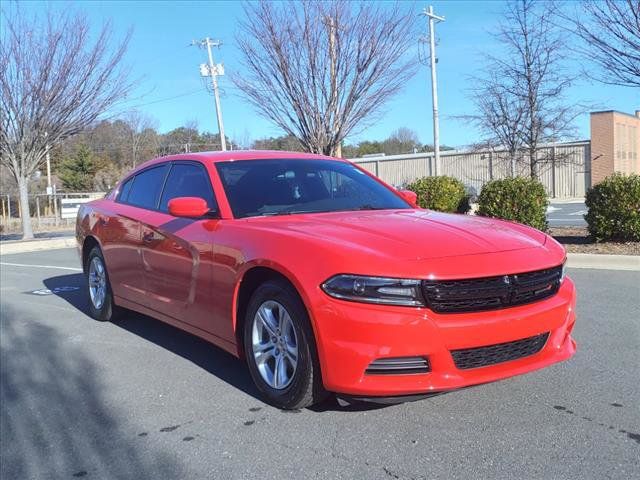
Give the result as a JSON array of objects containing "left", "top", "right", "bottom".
[{"left": 59, "top": 145, "right": 98, "bottom": 191}]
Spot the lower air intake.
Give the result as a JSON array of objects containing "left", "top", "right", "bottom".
[
  {"left": 365, "top": 356, "right": 431, "bottom": 375},
  {"left": 451, "top": 333, "right": 549, "bottom": 370}
]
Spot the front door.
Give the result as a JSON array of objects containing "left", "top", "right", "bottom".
[{"left": 139, "top": 161, "right": 218, "bottom": 329}]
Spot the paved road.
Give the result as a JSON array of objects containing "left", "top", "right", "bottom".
[
  {"left": 547, "top": 201, "right": 587, "bottom": 227},
  {"left": 1, "top": 249, "right": 638, "bottom": 480}
]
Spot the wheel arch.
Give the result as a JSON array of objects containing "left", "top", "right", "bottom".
[
  {"left": 81, "top": 235, "right": 102, "bottom": 273},
  {"left": 233, "top": 263, "right": 317, "bottom": 359}
]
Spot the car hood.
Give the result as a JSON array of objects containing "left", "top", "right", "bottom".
[{"left": 248, "top": 209, "right": 547, "bottom": 260}]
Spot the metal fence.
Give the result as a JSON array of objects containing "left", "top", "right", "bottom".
[
  {"left": 350, "top": 140, "right": 591, "bottom": 199},
  {"left": 0, "top": 192, "right": 105, "bottom": 233}
]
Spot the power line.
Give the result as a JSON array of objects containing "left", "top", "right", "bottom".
[{"left": 122, "top": 89, "right": 204, "bottom": 109}]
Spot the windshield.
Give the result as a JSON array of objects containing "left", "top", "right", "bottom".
[{"left": 215, "top": 159, "right": 411, "bottom": 218}]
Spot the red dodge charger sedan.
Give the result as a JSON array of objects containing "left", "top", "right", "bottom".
[{"left": 76, "top": 150, "right": 576, "bottom": 409}]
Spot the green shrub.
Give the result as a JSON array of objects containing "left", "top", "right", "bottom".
[
  {"left": 406, "top": 176, "right": 468, "bottom": 213},
  {"left": 585, "top": 173, "right": 640, "bottom": 242},
  {"left": 477, "top": 177, "right": 548, "bottom": 230}
]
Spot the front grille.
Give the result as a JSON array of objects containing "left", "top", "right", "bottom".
[
  {"left": 421, "top": 265, "right": 563, "bottom": 313},
  {"left": 365, "top": 356, "right": 431, "bottom": 375},
  {"left": 451, "top": 332, "right": 549, "bottom": 370}
]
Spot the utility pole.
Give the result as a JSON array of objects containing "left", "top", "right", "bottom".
[
  {"left": 193, "top": 37, "right": 227, "bottom": 151},
  {"left": 422, "top": 6, "right": 445, "bottom": 176},
  {"left": 44, "top": 131, "right": 53, "bottom": 214}
]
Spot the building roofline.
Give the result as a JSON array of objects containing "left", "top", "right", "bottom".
[{"left": 591, "top": 110, "right": 640, "bottom": 120}]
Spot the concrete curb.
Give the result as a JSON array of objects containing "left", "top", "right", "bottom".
[
  {"left": 0, "top": 237, "right": 76, "bottom": 255},
  {"left": 566, "top": 253, "right": 640, "bottom": 271}
]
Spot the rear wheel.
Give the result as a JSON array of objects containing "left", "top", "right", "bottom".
[
  {"left": 244, "top": 279, "right": 327, "bottom": 409},
  {"left": 86, "top": 246, "right": 122, "bottom": 322}
]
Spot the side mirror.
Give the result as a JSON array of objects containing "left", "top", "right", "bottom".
[
  {"left": 168, "top": 197, "right": 210, "bottom": 218},
  {"left": 399, "top": 189, "right": 418, "bottom": 208}
]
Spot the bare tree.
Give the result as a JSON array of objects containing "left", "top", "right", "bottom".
[
  {"left": 464, "top": 72, "right": 526, "bottom": 176},
  {"left": 233, "top": 0, "right": 417, "bottom": 157},
  {"left": 383, "top": 127, "right": 422, "bottom": 155},
  {"left": 567, "top": 0, "right": 640, "bottom": 88},
  {"left": 123, "top": 110, "right": 158, "bottom": 168},
  {"left": 466, "top": 0, "right": 578, "bottom": 178},
  {"left": 0, "top": 8, "right": 132, "bottom": 238}
]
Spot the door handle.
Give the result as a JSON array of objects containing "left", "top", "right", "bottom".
[{"left": 142, "top": 231, "right": 159, "bottom": 244}]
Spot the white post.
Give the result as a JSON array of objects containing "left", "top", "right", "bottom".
[{"left": 423, "top": 6, "right": 445, "bottom": 176}]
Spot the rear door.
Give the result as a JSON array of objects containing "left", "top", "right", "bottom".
[
  {"left": 119, "top": 163, "right": 171, "bottom": 306},
  {"left": 101, "top": 176, "right": 146, "bottom": 305}
]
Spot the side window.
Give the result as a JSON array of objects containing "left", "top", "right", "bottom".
[
  {"left": 127, "top": 164, "right": 169, "bottom": 210},
  {"left": 117, "top": 177, "right": 134, "bottom": 203},
  {"left": 159, "top": 163, "right": 217, "bottom": 212}
]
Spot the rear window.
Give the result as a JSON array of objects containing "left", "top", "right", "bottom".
[{"left": 126, "top": 164, "right": 169, "bottom": 210}]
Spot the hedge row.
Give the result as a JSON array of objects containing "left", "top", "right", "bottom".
[
  {"left": 406, "top": 176, "right": 547, "bottom": 230},
  {"left": 405, "top": 173, "right": 640, "bottom": 241},
  {"left": 476, "top": 177, "right": 548, "bottom": 231},
  {"left": 585, "top": 173, "right": 640, "bottom": 241},
  {"left": 405, "top": 176, "right": 469, "bottom": 213}
]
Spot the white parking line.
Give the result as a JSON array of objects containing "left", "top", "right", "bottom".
[{"left": 0, "top": 262, "right": 82, "bottom": 272}]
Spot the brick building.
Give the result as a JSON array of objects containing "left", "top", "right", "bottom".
[{"left": 590, "top": 110, "right": 640, "bottom": 185}]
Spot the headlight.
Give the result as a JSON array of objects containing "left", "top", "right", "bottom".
[
  {"left": 560, "top": 261, "right": 567, "bottom": 283},
  {"left": 321, "top": 274, "right": 425, "bottom": 306}
]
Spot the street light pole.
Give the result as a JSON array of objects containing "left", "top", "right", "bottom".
[{"left": 422, "top": 6, "right": 445, "bottom": 176}]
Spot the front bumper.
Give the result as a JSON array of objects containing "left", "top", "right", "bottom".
[{"left": 310, "top": 277, "right": 577, "bottom": 396}]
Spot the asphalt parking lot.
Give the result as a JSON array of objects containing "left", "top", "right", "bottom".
[
  {"left": 1, "top": 248, "right": 638, "bottom": 480},
  {"left": 547, "top": 201, "right": 587, "bottom": 227}
]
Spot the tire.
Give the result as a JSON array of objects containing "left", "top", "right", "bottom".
[
  {"left": 86, "top": 246, "right": 122, "bottom": 322},
  {"left": 243, "top": 279, "right": 328, "bottom": 409}
]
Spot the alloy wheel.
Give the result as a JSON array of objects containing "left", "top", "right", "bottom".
[
  {"left": 251, "top": 300, "right": 299, "bottom": 390},
  {"left": 88, "top": 256, "right": 107, "bottom": 310}
]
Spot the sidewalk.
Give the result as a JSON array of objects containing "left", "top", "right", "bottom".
[
  {"left": 566, "top": 253, "right": 640, "bottom": 271},
  {"left": 0, "top": 229, "right": 75, "bottom": 242},
  {"left": 0, "top": 233, "right": 76, "bottom": 255}
]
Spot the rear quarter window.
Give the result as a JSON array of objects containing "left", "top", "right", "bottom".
[{"left": 117, "top": 177, "right": 134, "bottom": 203}]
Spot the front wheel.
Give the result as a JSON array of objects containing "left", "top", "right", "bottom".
[
  {"left": 86, "top": 246, "right": 122, "bottom": 322},
  {"left": 244, "top": 280, "right": 327, "bottom": 409}
]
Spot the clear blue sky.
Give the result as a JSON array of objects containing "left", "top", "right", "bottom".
[{"left": 22, "top": 1, "right": 640, "bottom": 147}]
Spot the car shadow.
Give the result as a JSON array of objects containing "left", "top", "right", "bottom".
[
  {"left": 0, "top": 303, "right": 181, "bottom": 479},
  {"left": 43, "top": 273, "right": 260, "bottom": 402},
  {"left": 43, "top": 273, "right": 400, "bottom": 413}
]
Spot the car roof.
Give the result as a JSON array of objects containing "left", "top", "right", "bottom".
[{"left": 131, "top": 150, "right": 344, "bottom": 174}]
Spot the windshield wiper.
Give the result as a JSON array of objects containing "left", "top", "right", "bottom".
[
  {"left": 352, "top": 205, "right": 387, "bottom": 211},
  {"left": 260, "top": 205, "right": 386, "bottom": 216},
  {"left": 260, "top": 209, "right": 318, "bottom": 216}
]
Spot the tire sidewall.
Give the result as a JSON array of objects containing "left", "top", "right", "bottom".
[
  {"left": 86, "top": 246, "right": 116, "bottom": 322},
  {"left": 243, "top": 280, "right": 317, "bottom": 409}
]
